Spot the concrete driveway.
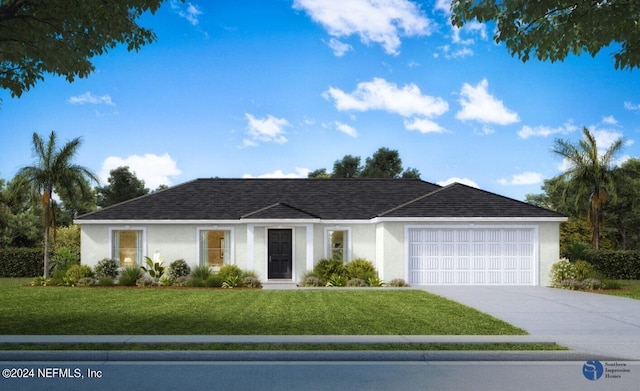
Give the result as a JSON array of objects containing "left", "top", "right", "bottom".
[{"left": 420, "top": 286, "right": 640, "bottom": 359}]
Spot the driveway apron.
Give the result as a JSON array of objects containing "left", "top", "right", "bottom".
[{"left": 419, "top": 286, "right": 640, "bottom": 360}]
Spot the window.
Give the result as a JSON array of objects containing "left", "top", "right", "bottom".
[
  {"left": 112, "top": 230, "right": 143, "bottom": 266},
  {"left": 199, "top": 230, "right": 231, "bottom": 268},
  {"left": 326, "top": 229, "right": 349, "bottom": 262}
]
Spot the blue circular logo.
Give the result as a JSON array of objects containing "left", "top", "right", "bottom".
[{"left": 583, "top": 360, "right": 604, "bottom": 381}]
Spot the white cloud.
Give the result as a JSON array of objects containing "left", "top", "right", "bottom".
[
  {"left": 243, "top": 168, "right": 310, "bottom": 179},
  {"left": 456, "top": 79, "right": 520, "bottom": 125},
  {"left": 243, "top": 114, "right": 290, "bottom": 147},
  {"left": 517, "top": 121, "right": 578, "bottom": 139},
  {"left": 434, "top": 0, "right": 451, "bottom": 14},
  {"left": 403, "top": 117, "right": 446, "bottom": 134},
  {"left": 437, "top": 177, "right": 479, "bottom": 188},
  {"left": 624, "top": 101, "right": 640, "bottom": 111},
  {"left": 100, "top": 153, "right": 181, "bottom": 190},
  {"left": 438, "top": 45, "right": 473, "bottom": 59},
  {"left": 328, "top": 38, "right": 352, "bottom": 56},
  {"left": 68, "top": 92, "right": 114, "bottom": 106},
  {"left": 498, "top": 172, "right": 543, "bottom": 186},
  {"left": 170, "top": 0, "right": 202, "bottom": 26},
  {"left": 293, "top": 0, "right": 433, "bottom": 55},
  {"left": 602, "top": 115, "right": 618, "bottom": 125},
  {"left": 334, "top": 121, "right": 358, "bottom": 137},
  {"left": 324, "top": 77, "right": 448, "bottom": 132},
  {"left": 591, "top": 128, "right": 623, "bottom": 151}
]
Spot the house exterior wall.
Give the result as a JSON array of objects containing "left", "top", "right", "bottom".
[{"left": 79, "top": 219, "right": 561, "bottom": 286}]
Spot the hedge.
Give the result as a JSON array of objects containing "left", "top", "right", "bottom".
[
  {"left": 0, "top": 248, "right": 44, "bottom": 277},
  {"left": 588, "top": 250, "right": 640, "bottom": 280}
]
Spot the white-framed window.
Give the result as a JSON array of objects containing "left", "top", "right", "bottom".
[
  {"left": 110, "top": 229, "right": 145, "bottom": 267},
  {"left": 324, "top": 227, "right": 351, "bottom": 262},
  {"left": 197, "top": 228, "right": 233, "bottom": 268}
]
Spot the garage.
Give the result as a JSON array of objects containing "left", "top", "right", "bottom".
[{"left": 407, "top": 226, "right": 537, "bottom": 285}]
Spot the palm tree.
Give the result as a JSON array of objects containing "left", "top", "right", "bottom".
[
  {"left": 18, "top": 131, "right": 98, "bottom": 277},
  {"left": 552, "top": 127, "right": 623, "bottom": 250}
]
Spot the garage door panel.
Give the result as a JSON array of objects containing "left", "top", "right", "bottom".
[{"left": 408, "top": 227, "right": 536, "bottom": 286}]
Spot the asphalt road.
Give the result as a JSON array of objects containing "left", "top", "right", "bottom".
[{"left": 2, "top": 360, "right": 638, "bottom": 391}]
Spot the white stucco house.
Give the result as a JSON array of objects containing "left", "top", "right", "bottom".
[{"left": 75, "top": 178, "right": 566, "bottom": 286}]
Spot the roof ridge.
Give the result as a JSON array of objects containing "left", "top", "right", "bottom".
[{"left": 377, "top": 184, "right": 445, "bottom": 216}]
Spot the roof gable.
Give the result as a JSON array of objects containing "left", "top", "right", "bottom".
[{"left": 241, "top": 203, "right": 320, "bottom": 219}]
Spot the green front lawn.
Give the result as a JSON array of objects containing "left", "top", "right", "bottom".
[
  {"left": 601, "top": 280, "right": 640, "bottom": 300},
  {"left": 0, "top": 279, "right": 526, "bottom": 335}
]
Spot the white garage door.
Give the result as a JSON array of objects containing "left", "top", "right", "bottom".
[{"left": 407, "top": 227, "right": 537, "bottom": 285}]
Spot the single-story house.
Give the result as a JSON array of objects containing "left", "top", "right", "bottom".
[{"left": 75, "top": 178, "right": 567, "bottom": 286}]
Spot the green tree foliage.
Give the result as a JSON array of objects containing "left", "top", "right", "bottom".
[
  {"left": 332, "top": 155, "right": 362, "bottom": 178},
  {"left": 551, "top": 127, "right": 623, "bottom": 250},
  {"left": 309, "top": 148, "right": 421, "bottom": 179},
  {"left": 604, "top": 159, "right": 640, "bottom": 250},
  {"left": 451, "top": 0, "right": 640, "bottom": 70},
  {"left": 0, "top": 0, "right": 165, "bottom": 97},
  {"left": 0, "top": 174, "right": 40, "bottom": 247},
  {"left": 17, "top": 131, "right": 98, "bottom": 277},
  {"left": 96, "top": 166, "right": 149, "bottom": 207}
]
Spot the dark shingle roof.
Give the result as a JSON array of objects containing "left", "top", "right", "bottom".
[
  {"left": 76, "top": 178, "right": 564, "bottom": 221},
  {"left": 380, "top": 183, "right": 563, "bottom": 218}
]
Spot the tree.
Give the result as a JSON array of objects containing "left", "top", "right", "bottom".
[
  {"left": 361, "top": 147, "right": 403, "bottom": 178},
  {"left": 17, "top": 131, "right": 98, "bottom": 277},
  {"left": 603, "top": 159, "right": 640, "bottom": 250},
  {"left": 308, "top": 148, "right": 421, "bottom": 179},
  {"left": 0, "top": 0, "right": 165, "bottom": 98},
  {"left": 451, "top": 0, "right": 640, "bottom": 70},
  {"left": 551, "top": 127, "right": 623, "bottom": 250},
  {"left": 96, "top": 166, "right": 149, "bottom": 207},
  {"left": 332, "top": 155, "right": 361, "bottom": 178}
]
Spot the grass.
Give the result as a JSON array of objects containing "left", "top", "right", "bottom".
[
  {"left": 0, "top": 343, "right": 566, "bottom": 351},
  {"left": 0, "top": 278, "right": 526, "bottom": 335},
  {"left": 599, "top": 279, "right": 640, "bottom": 300}
]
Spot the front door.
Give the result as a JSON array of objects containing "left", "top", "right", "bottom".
[{"left": 268, "top": 229, "right": 292, "bottom": 279}]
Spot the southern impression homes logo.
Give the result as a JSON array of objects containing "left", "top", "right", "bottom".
[{"left": 583, "top": 360, "right": 631, "bottom": 381}]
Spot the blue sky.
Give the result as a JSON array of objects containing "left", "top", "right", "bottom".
[{"left": 1, "top": 0, "right": 639, "bottom": 201}]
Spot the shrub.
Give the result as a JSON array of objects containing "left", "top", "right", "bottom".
[
  {"left": 136, "top": 275, "right": 157, "bottom": 287},
  {"left": 550, "top": 259, "right": 577, "bottom": 288},
  {"left": 222, "top": 275, "right": 240, "bottom": 288},
  {"left": 589, "top": 250, "right": 640, "bottom": 279},
  {"left": 64, "top": 264, "right": 94, "bottom": 286},
  {"left": 242, "top": 276, "right": 262, "bottom": 288},
  {"left": 94, "top": 258, "right": 119, "bottom": 279},
  {"left": 562, "top": 240, "right": 592, "bottom": 262},
  {"left": 141, "top": 256, "right": 166, "bottom": 281},
  {"left": 345, "top": 258, "right": 377, "bottom": 280},
  {"left": 602, "top": 279, "right": 621, "bottom": 290},
  {"left": 389, "top": 278, "right": 410, "bottom": 287},
  {"left": 325, "top": 274, "right": 347, "bottom": 287},
  {"left": 191, "top": 265, "right": 212, "bottom": 280},
  {"left": 300, "top": 276, "right": 323, "bottom": 287},
  {"left": 76, "top": 277, "right": 97, "bottom": 287},
  {"left": 366, "top": 276, "right": 385, "bottom": 287},
  {"left": 0, "top": 248, "right": 44, "bottom": 277},
  {"left": 49, "top": 268, "right": 67, "bottom": 286},
  {"left": 30, "top": 276, "right": 49, "bottom": 286},
  {"left": 174, "top": 276, "right": 192, "bottom": 287},
  {"left": 572, "top": 260, "right": 597, "bottom": 281},
  {"left": 346, "top": 278, "right": 367, "bottom": 287},
  {"left": 205, "top": 274, "right": 224, "bottom": 287},
  {"left": 159, "top": 275, "right": 174, "bottom": 286},
  {"left": 558, "top": 279, "right": 582, "bottom": 290},
  {"left": 218, "top": 264, "right": 243, "bottom": 280},
  {"left": 119, "top": 266, "right": 143, "bottom": 286},
  {"left": 581, "top": 278, "right": 604, "bottom": 290},
  {"left": 314, "top": 258, "right": 346, "bottom": 281},
  {"left": 168, "top": 259, "right": 191, "bottom": 279},
  {"left": 185, "top": 277, "right": 205, "bottom": 287},
  {"left": 50, "top": 247, "right": 80, "bottom": 274}
]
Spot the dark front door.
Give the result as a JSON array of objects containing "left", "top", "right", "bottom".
[{"left": 268, "top": 229, "right": 292, "bottom": 279}]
